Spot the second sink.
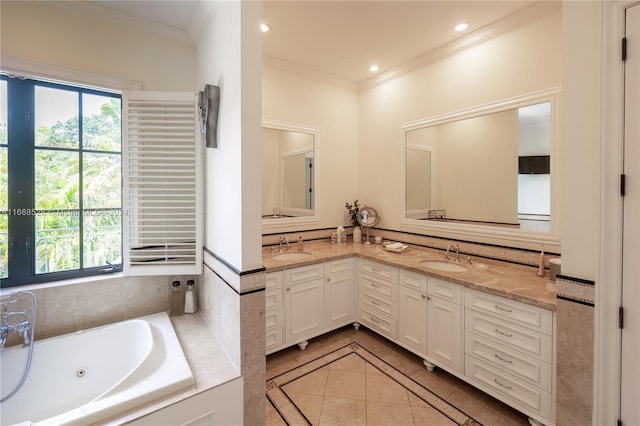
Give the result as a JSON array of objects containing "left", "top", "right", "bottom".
[
  {"left": 419, "top": 260, "right": 468, "bottom": 273},
  {"left": 272, "top": 252, "right": 313, "bottom": 261}
]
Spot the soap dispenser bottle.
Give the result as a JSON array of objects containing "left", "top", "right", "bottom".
[
  {"left": 184, "top": 280, "right": 198, "bottom": 314},
  {"left": 169, "top": 280, "right": 184, "bottom": 316}
]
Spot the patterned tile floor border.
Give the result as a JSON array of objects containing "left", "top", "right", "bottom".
[{"left": 266, "top": 342, "right": 481, "bottom": 425}]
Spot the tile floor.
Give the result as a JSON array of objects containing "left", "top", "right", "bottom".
[{"left": 266, "top": 326, "right": 531, "bottom": 426}]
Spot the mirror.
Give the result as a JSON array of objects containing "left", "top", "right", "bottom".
[
  {"left": 403, "top": 91, "right": 556, "bottom": 234},
  {"left": 262, "top": 121, "right": 318, "bottom": 221},
  {"left": 357, "top": 207, "right": 380, "bottom": 245}
]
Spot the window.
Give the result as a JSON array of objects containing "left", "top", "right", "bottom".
[{"left": 1, "top": 76, "right": 122, "bottom": 287}]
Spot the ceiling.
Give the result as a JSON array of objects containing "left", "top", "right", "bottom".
[{"left": 89, "top": 0, "right": 539, "bottom": 84}]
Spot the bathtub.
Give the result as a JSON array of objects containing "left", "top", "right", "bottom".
[{"left": 0, "top": 312, "right": 194, "bottom": 425}]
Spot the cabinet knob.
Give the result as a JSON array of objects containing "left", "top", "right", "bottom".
[
  {"left": 421, "top": 294, "right": 426, "bottom": 299},
  {"left": 286, "top": 287, "right": 290, "bottom": 292},
  {"left": 326, "top": 278, "right": 331, "bottom": 282}
]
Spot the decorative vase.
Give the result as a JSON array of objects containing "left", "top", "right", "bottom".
[{"left": 353, "top": 226, "right": 362, "bottom": 243}]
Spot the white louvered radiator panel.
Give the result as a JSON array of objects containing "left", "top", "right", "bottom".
[{"left": 123, "top": 91, "right": 203, "bottom": 275}]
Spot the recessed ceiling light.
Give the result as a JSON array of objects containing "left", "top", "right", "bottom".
[
  {"left": 454, "top": 22, "right": 469, "bottom": 32},
  {"left": 369, "top": 65, "right": 379, "bottom": 72},
  {"left": 261, "top": 23, "right": 270, "bottom": 33}
]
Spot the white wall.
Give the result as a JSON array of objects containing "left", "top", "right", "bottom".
[
  {"left": 357, "top": 6, "right": 562, "bottom": 235},
  {"left": 192, "top": 1, "right": 262, "bottom": 271},
  {"left": 0, "top": 1, "right": 195, "bottom": 91},
  {"left": 560, "top": 1, "right": 602, "bottom": 280},
  {"left": 262, "top": 63, "right": 359, "bottom": 231}
]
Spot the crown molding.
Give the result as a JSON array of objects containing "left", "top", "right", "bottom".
[
  {"left": 358, "top": 1, "right": 561, "bottom": 92},
  {"left": 0, "top": 55, "right": 141, "bottom": 92},
  {"left": 263, "top": 56, "right": 358, "bottom": 93}
]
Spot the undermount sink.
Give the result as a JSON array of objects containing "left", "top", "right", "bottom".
[
  {"left": 271, "top": 252, "right": 313, "bottom": 261},
  {"left": 419, "top": 260, "right": 468, "bottom": 273}
]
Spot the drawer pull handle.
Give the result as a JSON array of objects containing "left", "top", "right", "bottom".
[
  {"left": 370, "top": 300, "right": 380, "bottom": 305},
  {"left": 494, "top": 354, "right": 513, "bottom": 364},
  {"left": 495, "top": 328, "right": 513, "bottom": 338},
  {"left": 494, "top": 379, "right": 512, "bottom": 390},
  {"left": 495, "top": 304, "right": 513, "bottom": 313},
  {"left": 370, "top": 317, "right": 380, "bottom": 323},
  {"left": 371, "top": 283, "right": 380, "bottom": 288},
  {"left": 371, "top": 267, "right": 381, "bottom": 272}
]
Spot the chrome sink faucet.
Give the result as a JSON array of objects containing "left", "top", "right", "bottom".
[
  {"left": 279, "top": 236, "right": 290, "bottom": 252},
  {"left": 445, "top": 244, "right": 460, "bottom": 262}
]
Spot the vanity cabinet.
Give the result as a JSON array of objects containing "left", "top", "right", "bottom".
[
  {"left": 397, "top": 269, "right": 428, "bottom": 355},
  {"left": 266, "top": 259, "right": 356, "bottom": 354},
  {"left": 427, "top": 277, "right": 463, "bottom": 374},
  {"left": 464, "top": 288, "right": 554, "bottom": 424},
  {"left": 284, "top": 263, "right": 326, "bottom": 345},
  {"left": 357, "top": 258, "right": 398, "bottom": 339}
]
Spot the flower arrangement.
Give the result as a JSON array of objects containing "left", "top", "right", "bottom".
[{"left": 345, "top": 200, "right": 361, "bottom": 227}]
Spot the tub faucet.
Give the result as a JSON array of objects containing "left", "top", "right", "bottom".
[
  {"left": 1, "top": 308, "right": 31, "bottom": 349},
  {"left": 445, "top": 244, "right": 460, "bottom": 262}
]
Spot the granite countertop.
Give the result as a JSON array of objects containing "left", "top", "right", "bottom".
[{"left": 263, "top": 240, "right": 556, "bottom": 311}]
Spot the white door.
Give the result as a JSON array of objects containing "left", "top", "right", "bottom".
[
  {"left": 621, "top": 4, "right": 640, "bottom": 425},
  {"left": 325, "top": 258, "right": 355, "bottom": 329}
]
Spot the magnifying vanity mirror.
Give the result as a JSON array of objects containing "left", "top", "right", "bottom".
[
  {"left": 357, "top": 207, "right": 380, "bottom": 245},
  {"left": 402, "top": 89, "right": 560, "bottom": 249},
  {"left": 262, "top": 121, "right": 320, "bottom": 230}
]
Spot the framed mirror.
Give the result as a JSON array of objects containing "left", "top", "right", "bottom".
[
  {"left": 401, "top": 89, "right": 560, "bottom": 250},
  {"left": 262, "top": 120, "right": 320, "bottom": 231}
]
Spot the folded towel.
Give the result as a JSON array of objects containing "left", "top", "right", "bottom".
[{"left": 385, "top": 242, "right": 403, "bottom": 250}]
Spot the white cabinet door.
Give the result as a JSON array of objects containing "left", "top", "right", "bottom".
[
  {"left": 325, "top": 258, "right": 356, "bottom": 329},
  {"left": 285, "top": 276, "right": 325, "bottom": 343},
  {"left": 398, "top": 286, "right": 427, "bottom": 356},
  {"left": 427, "top": 295, "right": 463, "bottom": 373}
]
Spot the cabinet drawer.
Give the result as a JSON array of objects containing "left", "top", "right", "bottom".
[
  {"left": 465, "top": 355, "right": 552, "bottom": 419},
  {"left": 428, "top": 277, "right": 462, "bottom": 303},
  {"left": 265, "top": 288, "right": 282, "bottom": 311},
  {"left": 359, "top": 306, "right": 396, "bottom": 339},
  {"left": 266, "top": 308, "right": 284, "bottom": 329},
  {"left": 360, "top": 273, "right": 397, "bottom": 300},
  {"left": 465, "top": 332, "right": 552, "bottom": 391},
  {"left": 326, "top": 258, "right": 354, "bottom": 276},
  {"left": 266, "top": 271, "right": 283, "bottom": 290},
  {"left": 266, "top": 326, "right": 283, "bottom": 351},
  {"left": 358, "top": 259, "right": 397, "bottom": 282},
  {"left": 286, "top": 263, "right": 324, "bottom": 284},
  {"left": 465, "top": 288, "right": 552, "bottom": 334},
  {"left": 465, "top": 310, "right": 552, "bottom": 363},
  {"left": 399, "top": 269, "right": 427, "bottom": 292},
  {"left": 360, "top": 288, "right": 396, "bottom": 318}
]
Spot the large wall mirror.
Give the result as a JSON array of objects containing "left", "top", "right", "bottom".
[
  {"left": 262, "top": 121, "right": 320, "bottom": 231},
  {"left": 402, "top": 89, "right": 560, "bottom": 249}
]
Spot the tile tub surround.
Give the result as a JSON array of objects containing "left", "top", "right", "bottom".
[
  {"left": 263, "top": 240, "right": 556, "bottom": 310},
  {"left": 0, "top": 274, "right": 197, "bottom": 341},
  {"left": 266, "top": 326, "right": 529, "bottom": 426},
  {"left": 201, "top": 249, "right": 267, "bottom": 426},
  {"left": 555, "top": 276, "right": 594, "bottom": 426}
]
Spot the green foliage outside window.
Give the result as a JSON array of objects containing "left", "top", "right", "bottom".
[{"left": 0, "top": 81, "right": 122, "bottom": 283}]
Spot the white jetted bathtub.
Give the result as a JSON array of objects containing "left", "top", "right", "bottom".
[{"left": 0, "top": 312, "right": 194, "bottom": 425}]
